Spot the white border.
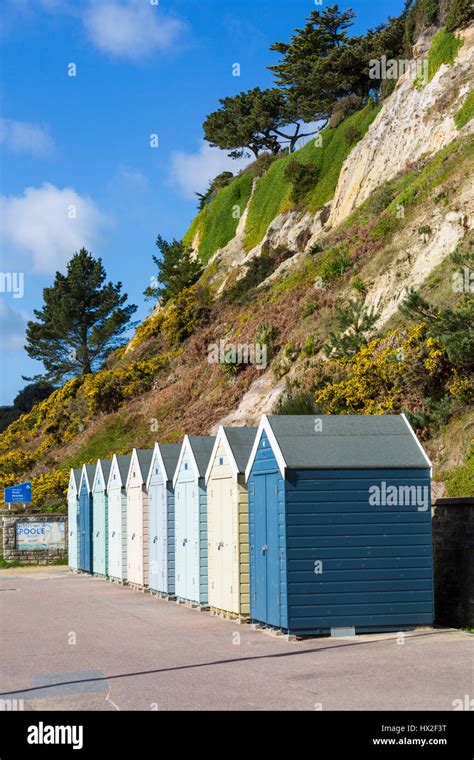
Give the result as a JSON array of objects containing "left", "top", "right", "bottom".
[
  {"left": 401, "top": 413, "right": 432, "bottom": 473},
  {"left": 68, "top": 468, "right": 80, "bottom": 497},
  {"left": 244, "top": 415, "right": 287, "bottom": 482}
]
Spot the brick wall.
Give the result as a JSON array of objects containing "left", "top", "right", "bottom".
[
  {"left": 432, "top": 498, "right": 474, "bottom": 629},
  {"left": 2, "top": 514, "right": 67, "bottom": 565}
]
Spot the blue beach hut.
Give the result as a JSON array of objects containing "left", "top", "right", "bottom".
[{"left": 245, "top": 414, "right": 433, "bottom": 637}]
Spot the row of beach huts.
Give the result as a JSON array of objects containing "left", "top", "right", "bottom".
[{"left": 68, "top": 414, "right": 435, "bottom": 637}]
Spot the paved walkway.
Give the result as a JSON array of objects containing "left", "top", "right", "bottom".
[{"left": 1, "top": 567, "right": 472, "bottom": 711}]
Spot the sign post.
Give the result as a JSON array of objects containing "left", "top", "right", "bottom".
[{"left": 4, "top": 482, "right": 32, "bottom": 510}]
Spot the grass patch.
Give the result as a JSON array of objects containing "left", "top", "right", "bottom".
[
  {"left": 270, "top": 258, "right": 319, "bottom": 298},
  {"left": 243, "top": 103, "right": 380, "bottom": 252},
  {"left": 445, "top": 444, "right": 474, "bottom": 497},
  {"left": 455, "top": 90, "right": 474, "bottom": 129},
  {"left": 427, "top": 28, "right": 463, "bottom": 82},
  {"left": 183, "top": 172, "right": 253, "bottom": 264},
  {"left": 0, "top": 557, "right": 21, "bottom": 569},
  {"left": 386, "top": 137, "right": 473, "bottom": 213},
  {"left": 63, "top": 413, "right": 137, "bottom": 467}
]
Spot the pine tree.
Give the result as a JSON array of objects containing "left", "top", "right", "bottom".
[
  {"left": 25, "top": 248, "right": 137, "bottom": 382},
  {"left": 144, "top": 236, "right": 203, "bottom": 304},
  {"left": 400, "top": 287, "right": 474, "bottom": 371},
  {"left": 324, "top": 294, "right": 379, "bottom": 358}
]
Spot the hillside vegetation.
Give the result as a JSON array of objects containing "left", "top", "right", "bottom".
[{"left": 1, "top": 3, "right": 473, "bottom": 511}]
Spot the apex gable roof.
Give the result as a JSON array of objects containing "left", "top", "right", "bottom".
[
  {"left": 205, "top": 426, "right": 257, "bottom": 483},
  {"left": 146, "top": 443, "right": 181, "bottom": 488},
  {"left": 173, "top": 435, "right": 216, "bottom": 486},
  {"left": 245, "top": 414, "right": 431, "bottom": 479}
]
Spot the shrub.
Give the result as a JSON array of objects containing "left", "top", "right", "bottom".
[
  {"left": 274, "top": 387, "right": 317, "bottom": 415},
  {"left": 315, "top": 323, "right": 455, "bottom": 425},
  {"left": 284, "top": 158, "right": 320, "bottom": 204},
  {"left": 351, "top": 276, "right": 368, "bottom": 294},
  {"left": 445, "top": 0, "right": 474, "bottom": 32},
  {"left": 84, "top": 355, "right": 169, "bottom": 415},
  {"left": 302, "top": 335, "right": 320, "bottom": 357},
  {"left": 315, "top": 244, "right": 351, "bottom": 284},
  {"left": 424, "top": 0, "right": 439, "bottom": 24},
  {"left": 161, "top": 284, "right": 211, "bottom": 345},
  {"left": 368, "top": 183, "right": 397, "bottom": 215},
  {"left": 226, "top": 254, "right": 275, "bottom": 304},
  {"left": 245, "top": 153, "right": 279, "bottom": 177},
  {"left": 445, "top": 443, "right": 474, "bottom": 496},
  {"left": 131, "top": 309, "right": 164, "bottom": 347},
  {"left": 418, "top": 224, "right": 432, "bottom": 236},
  {"left": 329, "top": 95, "right": 363, "bottom": 128},
  {"left": 302, "top": 302, "right": 319, "bottom": 317},
  {"left": 196, "top": 171, "right": 234, "bottom": 211},
  {"left": 344, "top": 125, "right": 361, "bottom": 145}
]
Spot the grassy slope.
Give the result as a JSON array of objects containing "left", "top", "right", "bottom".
[
  {"left": 243, "top": 103, "right": 381, "bottom": 251},
  {"left": 183, "top": 172, "right": 253, "bottom": 263},
  {"left": 455, "top": 89, "right": 474, "bottom": 129},
  {"left": 428, "top": 28, "right": 463, "bottom": 81}
]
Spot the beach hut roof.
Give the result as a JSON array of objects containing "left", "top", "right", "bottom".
[
  {"left": 93, "top": 459, "right": 112, "bottom": 491},
  {"left": 69, "top": 468, "right": 82, "bottom": 492},
  {"left": 245, "top": 414, "right": 431, "bottom": 480},
  {"left": 107, "top": 454, "right": 131, "bottom": 490},
  {"left": 173, "top": 435, "right": 216, "bottom": 486},
  {"left": 146, "top": 443, "right": 181, "bottom": 488},
  {"left": 205, "top": 426, "right": 257, "bottom": 483},
  {"left": 126, "top": 448, "right": 154, "bottom": 487},
  {"left": 79, "top": 463, "right": 97, "bottom": 493}
]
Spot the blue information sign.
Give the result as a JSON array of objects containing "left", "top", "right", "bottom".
[{"left": 4, "top": 482, "right": 32, "bottom": 504}]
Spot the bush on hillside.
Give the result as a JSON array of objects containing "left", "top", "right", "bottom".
[
  {"left": 284, "top": 158, "right": 320, "bottom": 204},
  {"left": 315, "top": 244, "right": 352, "bottom": 284},
  {"left": 329, "top": 96, "right": 364, "bottom": 128},
  {"left": 274, "top": 386, "right": 317, "bottom": 415},
  {"left": 445, "top": 0, "right": 474, "bottom": 31},
  {"left": 161, "top": 284, "right": 212, "bottom": 346},
  {"left": 196, "top": 171, "right": 234, "bottom": 210},
  {"left": 315, "top": 322, "right": 471, "bottom": 435}
]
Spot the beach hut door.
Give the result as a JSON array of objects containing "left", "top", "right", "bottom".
[{"left": 254, "top": 472, "right": 280, "bottom": 627}]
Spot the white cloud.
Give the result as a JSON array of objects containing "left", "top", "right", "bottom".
[
  {"left": 0, "top": 118, "right": 54, "bottom": 157},
  {"left": 82, "top": 0, "right": 184, "bottom": 60},
  {"left": 169, "top": 142, "right": 250, "bottom": 200},
  {"left": 0, "top": 183, "right": 108, "bottom": 274},
  {"left": 0, "top": 300, "right": 28, "bottom": 350}
]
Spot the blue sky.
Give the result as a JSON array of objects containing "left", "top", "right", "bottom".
[{"left": 0, "top": 0, "right": 403, "bottom": 404}]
